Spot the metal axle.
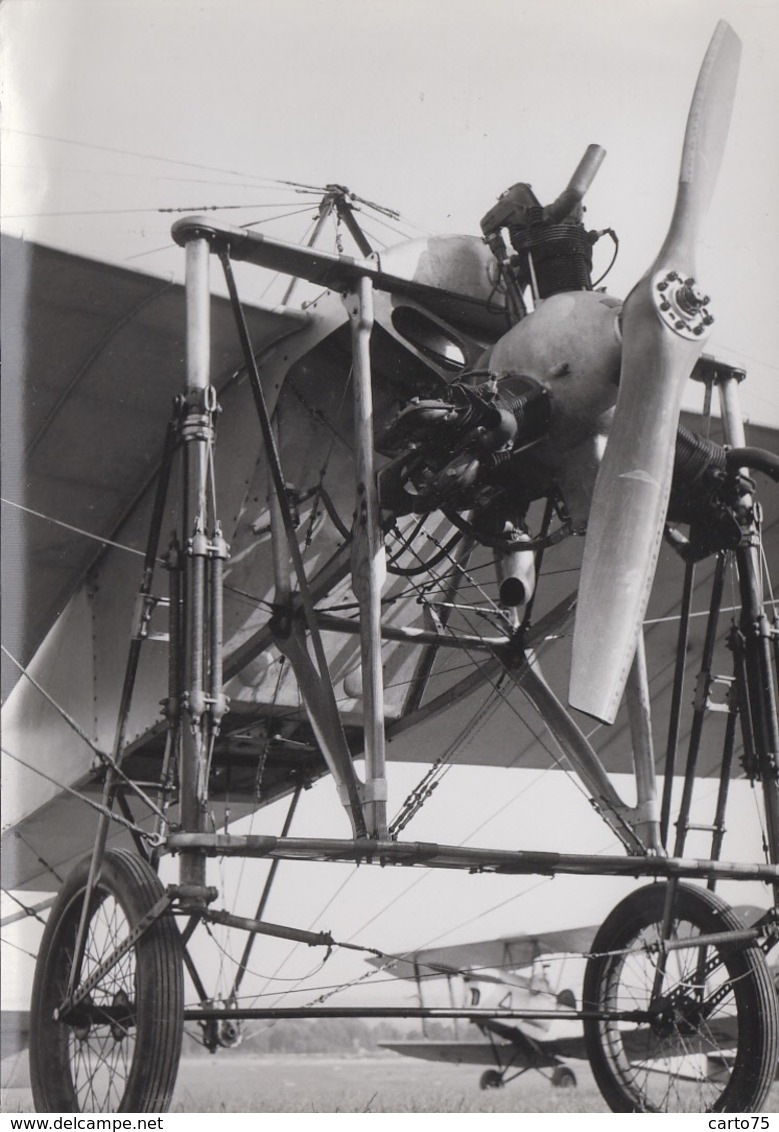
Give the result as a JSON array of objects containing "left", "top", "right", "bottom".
[{"left": 182, "top": 1005, "right": 644, "bottom": 1024}]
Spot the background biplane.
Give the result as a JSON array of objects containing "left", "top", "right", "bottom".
[
  {"left": 372, "top": 906, "right": 779, "bottom": 1094},
  {"left": 2, "top": 3, "right": 779, "bottom": 1117},
  {"left": 370, "top": 923, "right": 595, "bottom": 1091}
]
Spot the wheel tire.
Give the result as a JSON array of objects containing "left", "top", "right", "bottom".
[
  {"left": 552, "top": 1065, "right": 577, "bottom": 1088},
  {"left": 30, "top": 849, "right": 184, "bottom": 1113},
  {"left": 479, "top": 1068, "right": 504, "bottom": 1090},
  {"left": 583, "top": 882, "right": 778, "bottom": 1113}
]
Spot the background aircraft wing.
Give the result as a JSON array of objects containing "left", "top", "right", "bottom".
[
  {"left": 382, "top": 1021, "right": 586, "bottom": 1067},
  {"left": 380, "top": 1036, "right": 514, "bottom": 1064},
  {"left": 380, "top": 1038, "right": 527, "bottom": 1067},
  {"left": 368, "top": 923, "right": 598, "bottom": 980},
  {"left": 0, "top": 1010, "right": 30, "bottom": 1061}
]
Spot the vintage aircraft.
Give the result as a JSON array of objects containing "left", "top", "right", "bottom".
[
  {"left": 2, "top": 16, "right": 779, "bottom": 1116},
  {"left": 373, "top": 906, "right": 779, "bottom": 1098},
  {"left": 369, "top": 923, "right": 595, "bottom": 1091}
]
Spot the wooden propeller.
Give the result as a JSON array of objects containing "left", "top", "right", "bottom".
[{"left": 569, "top": 21, "right": 741, "bottom": 724}]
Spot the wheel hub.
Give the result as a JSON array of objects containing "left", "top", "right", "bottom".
[
  {"left": 109, "top": 990, "right": 135, "bottom": 1041},
  {"left": 650, "top": 991, "right": 704, "bottom": 1039}
]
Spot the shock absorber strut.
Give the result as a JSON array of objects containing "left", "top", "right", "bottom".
[{"left": 177, "top": 233, "right": 230, "bottom": 897}]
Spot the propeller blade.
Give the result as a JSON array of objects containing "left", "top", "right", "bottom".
[{"left": 569, "top": 21, "right": 741, "bottom": 724}]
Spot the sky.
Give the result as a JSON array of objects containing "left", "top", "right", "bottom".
[
  {"left": 2, "top": 0, "right": 778, "bottom": 423},
  {"left": 1, "top": 0, "right": 778, "bottom": 1021}
]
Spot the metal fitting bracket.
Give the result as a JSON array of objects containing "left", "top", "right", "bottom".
[{"left": 653, "top": 268, "right": 713, "bottom": 339}]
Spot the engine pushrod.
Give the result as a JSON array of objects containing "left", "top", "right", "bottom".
[{"left": 164, "top": 833, "right": 779, "bottom": 882}]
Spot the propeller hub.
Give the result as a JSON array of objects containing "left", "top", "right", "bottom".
[{"left": 652, "top": 269, "right": 713, "bottom": 340}]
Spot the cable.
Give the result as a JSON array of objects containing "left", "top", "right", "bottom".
[
  {"left": 0, "top": 127, "right": 294, "bottom": 186},
  {"left": 0, "top": 890, "right": 51, "bottom": 927},
  {"left": 159, "top": 200, "right": 320, "bottom": 214},
  {"left": 9, "top": 830, "right": 64, "bottom": 886},
  {"left": 238, "top": 205, "right": 321, "bottom": 231},
  {"left": 2, "top": 646, "right": 168, "bottom": 822},
  {"left": 2, "top": 206, "right": 201, "bottom": 221},
  {"left": 0, "top": 936, "right": 40, "bottom": 962},
  {"left": 202, "top": 923, "right": 331, "bottom": 989},
  {"left": 1, "top": 746, "right": 158, "bottom": 843},
  {"left": 253, "top": 867, "right": 361, "bottom": 1002},
  {"left": 591, "top": 228, "right": 619, "bottom": 288},
  {"left": 1, "top": 498, "right": 149, "bottom": 559},
  {"left": 124, "top": 204, "right": 321, "bottom": 263}
]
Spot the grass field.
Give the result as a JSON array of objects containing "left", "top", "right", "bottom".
[
  {"left": 4, "top": 1054, "right": 779, "bottom": 1114},
  {"left": 1, "top": 1054, "right": 605, "bottom": 1113},
  {"left": 171, "top": 1054, "right": 606, "bottom": 1112}
]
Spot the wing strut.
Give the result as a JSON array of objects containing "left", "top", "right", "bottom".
[{"left": 214, "top": 240, "right": 370, "bottom": 838}]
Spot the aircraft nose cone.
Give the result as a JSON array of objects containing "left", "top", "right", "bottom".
[{"left": 483, "top": 290, "right": 623, "bottom": 446}]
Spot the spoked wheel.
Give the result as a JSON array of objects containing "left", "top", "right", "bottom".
[
  {"left": 30, "top": 849, "right": 184, "bottom": 1113},
  {"left": 583, "top": 882, "right": 778, "bottom": 1113}
]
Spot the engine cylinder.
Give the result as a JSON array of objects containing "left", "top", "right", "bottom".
[{"left": 509, "top": 216, "right": 595, "bottom": 298}]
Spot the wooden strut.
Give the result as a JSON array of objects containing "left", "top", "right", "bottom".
[
  {"left": 344, "top": 278, "right": 388, "bottom": 838},
  {"left": 215, "top": 239, "right": 369, "bottom": 839}
]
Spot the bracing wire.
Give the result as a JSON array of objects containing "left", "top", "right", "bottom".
[
  {"left": 0, "top": 498, "right": 150, "bottom": 560},
  {"left": 0, "top": 890, "right": 50, "bottom": 927},
  {"left": 10, "top": 829, "right": 65, "bottom": 887},
  {"left": 0, "top": 161, "right": 302, "bottom": 193},
  {"left": 159, "top": 200, "right": 321, "bottom": 214},
  {"left": 0, "top": 935, "right": 40, "bottom": 962},
  {"left": 1, "top": 747, "right": 157, "bottom": 844},
  {"left": 386, "top": 517, "right": 598, "bottom": 809},
  {"left": 1, "top": 647, "right": 168, "bottom": 822},
  {"left": 238, "top": 205, "right": 321, "bottom": 232},
  {"left": 126, "top": 204, "right": 321, "bottom": 263},
  {"left": 0, "top": 127, "right": 314, "bottom": 187}
]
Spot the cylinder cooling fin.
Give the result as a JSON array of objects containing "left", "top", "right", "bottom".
[{"left": 509, "top": 215, "right": 596, "bottom": 298}]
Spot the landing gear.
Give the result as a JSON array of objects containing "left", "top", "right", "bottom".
[
  {"left": 551, "top": 1065, "right": 577, "bottom": 1088},
  {"left": 30, "top": 850, "right": 184, "bottom": 1113},
  {"left": 479, "top": 1068, "right": 505, "bottom": 1090},
  {"left": 583, "top": 883, "right": 778, "bottom": 1113}
]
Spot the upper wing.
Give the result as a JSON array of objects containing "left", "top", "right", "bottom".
[{"left": 368, "top": 923, "right": 598, "bottom": 981}]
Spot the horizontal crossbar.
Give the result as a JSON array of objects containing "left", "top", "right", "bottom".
[
  {"left": 182, "top": 1005, "right": 640, "bottom": 1023},
  {"left": 164, "top": 832, "right": 779, "bottom": 882}
]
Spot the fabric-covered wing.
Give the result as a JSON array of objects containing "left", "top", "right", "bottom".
[
  {"left": 381, "top": 1031, "right": 584, "bottom": 1066},
  {"left": 380, "top": 1040, "right": 523, "bottom": 1067},
  {"left": 368, "top": 923, "right": 598, "bottom": 980},
  {"left": 0, "top": 235, "right": 307, "bottom": 697}
]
